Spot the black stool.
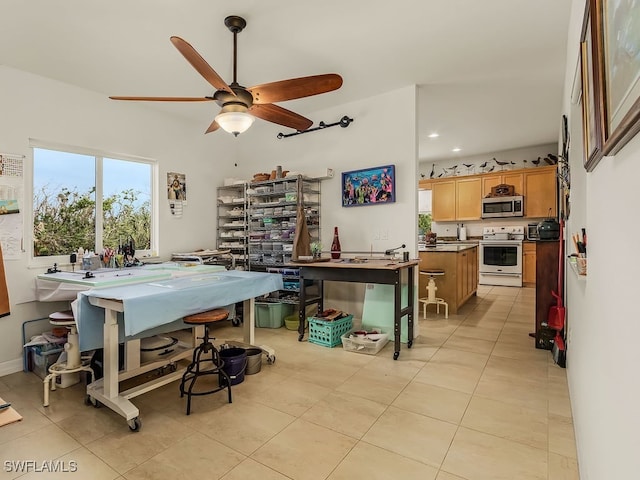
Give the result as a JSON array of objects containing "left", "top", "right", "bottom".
[{"left": 179, "top": 308, "right": 232, "bottom": 415}]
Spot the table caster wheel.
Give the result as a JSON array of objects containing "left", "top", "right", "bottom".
[
  {"left": 408, "top": 340, "right": 413, "bottom": 348},
  {"left": 232, "top": 318, "right": 241, "bottom": 327},
  {"left": 128, "top": 417, "right": 142, "bottom": 432},
  {"left": 298, "top": 334, "right": 304, "bottom": 342},
  {"left": 168, "top": 363, "right": 177, "bottom": 373},
  {"left": 85, "top": 395, "right": 101, "bottom": 408},
  {"left": 393, "top": 352, "right": 399, "bottom": 360},
  {"left": 266, "top": 355, "right": 276, "bottom": 365}
]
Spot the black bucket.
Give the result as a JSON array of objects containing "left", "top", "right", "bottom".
[{"left": 219, "top": 347, "right": 247, "bottom": 386}]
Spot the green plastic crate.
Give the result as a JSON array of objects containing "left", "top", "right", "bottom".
[{"left": 308, "top": 315, "right": 353, "bottom": 347}]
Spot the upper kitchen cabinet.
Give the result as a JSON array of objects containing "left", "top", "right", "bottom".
[
  {"left": 481, "top": 172, "right": 524, "bottom": 198},
  {"left": 523, "top": 167, "right": 557, "bottom": 218},
  {"left": 431, "top": 180, "right": 456, "bottom": 221},
  {"left": 455, "top": 177, "right": 482, "bottom": 220}
]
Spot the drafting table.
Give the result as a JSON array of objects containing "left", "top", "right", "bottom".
[
  {"left": 298, "top": 259, "right": 419, "bottom": 360},
  {"left": 76, "top": 270, "right": 282, "bottom": 430}
]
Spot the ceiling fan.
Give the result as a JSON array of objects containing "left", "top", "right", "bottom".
[{"left": 109, "top": 15, "right": 343, "bottom": 136}]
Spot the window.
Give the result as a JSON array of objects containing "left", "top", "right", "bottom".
[{"left": 31, "top": 144, "right": 156, "bottom": 263}]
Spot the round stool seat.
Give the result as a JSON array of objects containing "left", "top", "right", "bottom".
[
  {"left": 49, "top": 310, "right": 75, "bottom": 327},
  {"left": 423, "top": 269, "right": 445, "bottom": 276},
  {"left": 183, "top": 309, "right": 229, "bottom": 325}
]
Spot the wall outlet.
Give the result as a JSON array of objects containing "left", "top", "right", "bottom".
[
  {"left": 381, "top": 229, "right": 389, "bottom": 240},
  {"left": 373, "top": 230, "right": 380, "bottom": 240}
]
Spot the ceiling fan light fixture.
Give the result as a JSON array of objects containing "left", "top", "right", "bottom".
[{"left": 215, "top": 107, "right": 255, "bottom": 137}]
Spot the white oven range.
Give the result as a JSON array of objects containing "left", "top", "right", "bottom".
[{"left": 479, "top": 226, "right": 525, "bottom": 287}]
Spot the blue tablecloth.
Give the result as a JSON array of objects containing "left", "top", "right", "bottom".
[{"left": 76, "top": 270, "right": 283, "bottom": 351}]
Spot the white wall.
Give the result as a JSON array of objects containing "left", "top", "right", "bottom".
[
  {"left": 562, "top": 1, "right": 640, "bottom": 478},
  {"left": 0, "top": 66, "right": 237, "bottom": 371},
  {"left": 236, "top": 86, "right": 419, "bottom": 318}
]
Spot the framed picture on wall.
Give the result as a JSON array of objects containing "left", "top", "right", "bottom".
[
  {"left": 581, "top": 0, "right": 605, "bottom": 171},
  {"left": 597, "top": 0, "right": 640, "bottom": 156},
  {"left": 341, "top": 165, "right": 396, "bottom": 207}
]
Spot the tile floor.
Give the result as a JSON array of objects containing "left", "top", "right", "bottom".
[{"left": 0, "top": 285, "right": 579, "bottom": 479}]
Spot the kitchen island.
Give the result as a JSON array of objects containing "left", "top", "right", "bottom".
[{"left": 418, "top": 244, "right": 478, "bottom": 315}]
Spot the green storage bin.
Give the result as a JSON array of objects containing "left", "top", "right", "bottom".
[{"left": 255, "top": 302, "right": 294, "bottom": 328}]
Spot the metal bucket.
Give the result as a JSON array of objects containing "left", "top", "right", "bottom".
[{"left": 245, "top": 347, "right": 263, "bottom": 375}]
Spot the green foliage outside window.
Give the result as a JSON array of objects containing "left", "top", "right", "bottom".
[
  {"left": 418, "top": 213, "right": 432, "bottom": 234},
  {"left": 33, "top": 186, "right": 150, "bottom": 256}
]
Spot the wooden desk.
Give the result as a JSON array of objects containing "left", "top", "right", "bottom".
[{"left": 298, "top": 259, "right": 418, "bottom": 360}]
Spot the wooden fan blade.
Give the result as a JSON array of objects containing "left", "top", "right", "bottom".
[
  {"left": 109, "top": 96, "right": 214, "bottom": 102},
  {"left": 170, "top": 36, "right": 235, "bottom": 96},
  {"left": 249, "top": 74, "right": 342, "bottom": 104},
  {"left": 249, "top": 103, "right": 313, "bottom": 131},
  {"left": 205, "top": 119, "right": 220, "bottom": 134}
]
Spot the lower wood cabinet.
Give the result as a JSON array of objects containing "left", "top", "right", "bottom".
[
  {"left": 523, "top": 242, "right": 536, "bottom": 286},
  {"left": 419, "top": 246, "right": 478, "bottom": 315}
]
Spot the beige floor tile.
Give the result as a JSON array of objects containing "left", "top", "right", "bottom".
[
  {"left": 392, "top": 382, "right": 471, "bottom": 424},
  {"left": 461, "top": 396, "right": 548, "bottom": 449},
  {"left": 301, "top": 390, "right": 386, "bottom": 439},
  {"left": 548, "top": 414, "right": 577, "bottom": 459},
  {"left": 194, "top": 397, "right": 295, "bottom": 455},
  {"left": 1, "top": 424, "right": 80, "bottom": 480},
  {"left": 474, "top": 371, "right": 548, "bottom": 413},
  {"left": 18, "top": 447, "right": 120, "bottom": 480},
  {"left": 442, "top": 427, "right": 547, "bottom": 480},
  {"left": 85, "top": 410, "right": 194, "bottom": 474},
  {"left": 328, "top": 441, "right": 439, "bottom": 480},
  {"left": 443, "top": 334, "right": 495, "bottom": 355},
  {"left": 252, "top": 418, "right": 357, "bottom": 480},
  {"left": 548, "top": 452, "right": 580, "bottom": 480},
  {"left": 413, "top": 348, "right": 488, "bottom": 394},
  {"left": 0, "top": 402, "right": 54, "bottom": 446},
  {"left": 362, "top": 406, "right": 457, "bottom": 467},
  {"left": 221, "top": 458, "right": 291, "bottom": 480},
  {"left": 335, "top": 367, "right": 412, "bottom": 405},
  {"left": 436, "top": 472, "right": 468, "bottom": 480},
  {"left": 55, "top": 404, "right": 128, "bottom": 445},
  {"left": 124, "top": 432, "right": 245, "bottom": 480},
  {"left": 252, "top": 376, "right": 332, "bottom": 416}
]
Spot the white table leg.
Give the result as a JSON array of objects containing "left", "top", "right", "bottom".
[
  {"left": 243, "top": 297, "right": 255, "bottom": 345},
  {"left": 103, "top": 307, "right": 119, "bottom": 399}
]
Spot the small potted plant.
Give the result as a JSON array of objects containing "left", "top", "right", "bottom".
[{"left": 311, "top": 242, "right": 322, "bottom": 259}]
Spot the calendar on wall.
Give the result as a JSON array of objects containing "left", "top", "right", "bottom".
[{"left": 0, "top": 153, "right": 24, "bottom": 260}]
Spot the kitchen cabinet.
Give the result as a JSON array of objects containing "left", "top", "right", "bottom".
[
  {"left": 419, "top": 245, "right": 478, "bottom": 314},
  {"left": 523, "top": 167, "right": 557, "bottom": 218},
  {"left": 481, "top": 172, "right": 524, "bottom": 198},
  {"left": 455, "top": 177, "right": 482, "bottom": 220},
  {"left": 424, "top": 165, "right": 557, "bottom": 222},
  {"left": 431, "top": 181, "right": 456, "bottom": 221},
  {"left": 522, "top": 241, "right": 536, "bottom": 286}
]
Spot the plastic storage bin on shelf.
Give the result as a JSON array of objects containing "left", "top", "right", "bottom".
[
  {"left": 308, "top": 315, "right": 353, "bottom": 347},
  {"left": 341, "top": 328, "right": 389, "bottom": 355},
  {"left": 255, "top": 302, "right": 295, "bottom": 328}
]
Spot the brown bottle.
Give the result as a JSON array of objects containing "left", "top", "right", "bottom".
[{"left": 331, "top": 227, "right": 341, "bottom": 259}]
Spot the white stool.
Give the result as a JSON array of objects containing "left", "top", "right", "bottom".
[
  {"left": 418, "top": 270, "right": 449, "bottom": 319},
  {"left": 43, "top": 310, "right": 94, "bottom": 407}
]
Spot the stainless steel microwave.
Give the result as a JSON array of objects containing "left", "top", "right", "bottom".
[{"left": 481, "top": 195, "right": 524, "bottom": 218}]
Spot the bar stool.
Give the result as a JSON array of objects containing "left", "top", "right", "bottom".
[
  {"left": 418, "top": 270, "right": 449, "bottom": 319},
  {"left": 43, "top": 310, "right": 95, "bottom": 407},
  {"left": 179, "top": 308, "right": 232, "bottom": 415}
]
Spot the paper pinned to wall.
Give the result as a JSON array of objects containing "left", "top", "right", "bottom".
[{"left": 0, "top": 153, "right": 24, "bottom": 260}]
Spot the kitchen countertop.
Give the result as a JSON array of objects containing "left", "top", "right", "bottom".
[{"left": 419, "top": 244, "right": 477, "bottom": 252}]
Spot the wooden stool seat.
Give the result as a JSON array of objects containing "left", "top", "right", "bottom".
[
  {"left": 422, "top": 269, "right": 445, "bottom": 276},
  {"left": 179, "top": 308, "right": 232, "bottom": 414},
  {"left": 183, "top": 309, "right": 229, "bottom": 325}
]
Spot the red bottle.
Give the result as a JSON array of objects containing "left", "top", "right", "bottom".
[{"left": 331, "top": 227, "right": 341, "bottom": 259}]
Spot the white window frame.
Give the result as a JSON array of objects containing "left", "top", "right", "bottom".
[{"left": 27, "top": 139, "right": 159, "bottom": 269}]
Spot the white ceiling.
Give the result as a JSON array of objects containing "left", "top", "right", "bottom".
[{"left": 0, "top": 0, "right": 572, "bottom": 162}]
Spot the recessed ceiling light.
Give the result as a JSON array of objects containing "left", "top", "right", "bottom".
[
  {"left": 452, "top": 147, "right": 462, "bottom": 152},
  {"left": 428, "top": 133, "right": 439, "bottom": 138}
]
